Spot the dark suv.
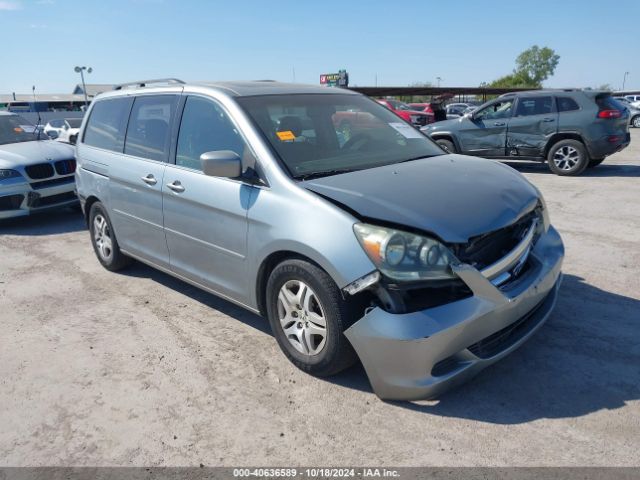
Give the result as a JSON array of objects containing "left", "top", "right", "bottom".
[{"left": 421, "top": 90, "right": 630, "bottom": 176}]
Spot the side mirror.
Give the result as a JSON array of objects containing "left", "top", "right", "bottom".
[{"left": 200, "top": 150, "right": 242, "bottom": 178}]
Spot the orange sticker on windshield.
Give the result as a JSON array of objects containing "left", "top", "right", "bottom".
[
  {"left": 14, "top": 127, "right": 24, "bottom": 133},
  {"left": 276, "top": 130, "right": 295, "bottom": 141}
]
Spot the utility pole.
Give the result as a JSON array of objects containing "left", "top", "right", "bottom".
[
  {"left": 622, "top": 71, "right": 629, "bottom": 91},
  {"left": 74, "top": 66, "right": 93, "bottom": 108}
]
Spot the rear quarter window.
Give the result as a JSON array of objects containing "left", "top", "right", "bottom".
[
  {"left": 83, "top": 97, "right": 133, "bottom": 152},
  {"left": 557, "top": 97, "right": 580, "bottom": 112}
]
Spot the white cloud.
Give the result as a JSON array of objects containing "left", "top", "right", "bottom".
[{"left": 0, "top": 1, "right": 21, "bottom": 10}]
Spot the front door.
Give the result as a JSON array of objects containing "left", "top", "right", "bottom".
[
  {"left": 507, "top": 95, "right": 558, "bottom": 157},
  {"left": 162, "top": 95, "right": 257, "bottom": 302},
  {"left": 457, "top": 98, "right": 514, "bottom": 156}
]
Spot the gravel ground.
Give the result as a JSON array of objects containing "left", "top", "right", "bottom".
[{"left": 1, "top": 131, "right": 638, "bottom": 467}]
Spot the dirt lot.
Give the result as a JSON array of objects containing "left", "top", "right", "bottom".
[{"left": 1, "top": 131, "right": 639, "bottom": 467}]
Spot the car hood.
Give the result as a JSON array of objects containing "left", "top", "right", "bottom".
[
  {"left": 301, "top": 154, "right": 540, "bottom": 244},
  {"left": 0, "top": 140, "right": 75, "bottom": 169},
  {"left": 421, "top": 117, "right": 464, "bottom": 131}
]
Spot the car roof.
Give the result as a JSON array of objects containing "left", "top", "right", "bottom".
[
  {"left": 500, "top": 89, "right": 608, "bottom": 98},
  {"left": 101, "top": 80, "right": 360, "bottom": 99}
]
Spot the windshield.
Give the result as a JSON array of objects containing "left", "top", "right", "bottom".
[
  {"left": 237, "top": 94, "right": 444, "bottom": 179},
  {"left": 0, "top": 115, "right": 39, "bottom": 145},
  {"left": 66, "top": 118, "right": 82, "bottom": 128}
]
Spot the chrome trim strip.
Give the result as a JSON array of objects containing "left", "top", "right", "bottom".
[{"left": 481, "top": 219, "right": 537, "bottom": 280}]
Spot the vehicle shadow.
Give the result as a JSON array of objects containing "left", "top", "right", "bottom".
[
  {"left": 0, "top": 208, "right": 85, "bottom": 235},
  {"left": 120, "top": 262, "right": 271, "bottom": 335},
  {"left": 504, "top": 160, "right": 640, "bottom": 178},
  {"left": 116, "top": 261, "right": 640, "bottom": 423}
]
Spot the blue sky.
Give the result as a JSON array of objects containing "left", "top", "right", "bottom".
[{"left": 1, "top": 0, "right": 639, "bottom": 94}]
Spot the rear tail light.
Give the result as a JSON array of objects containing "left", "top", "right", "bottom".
[
  {"left": 598, "top": 110, "right": 622, "bottom": 119},
  {"left": 607, "top": 135, "right": 622, "bottom": 143}
]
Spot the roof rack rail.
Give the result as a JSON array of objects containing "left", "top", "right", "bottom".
[{"left": 114, "top": 78, "right": 185, "bottom": 90}]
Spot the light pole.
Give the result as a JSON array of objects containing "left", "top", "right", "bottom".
[
  {"left": 436, "top": 76, "right": 442, "bottom": 88},
  {"left": 622, "top": 71, "right": 629, "bottom": 91},
  {"left": 74, "top": 66, "right": 92, "bottom": 108}
]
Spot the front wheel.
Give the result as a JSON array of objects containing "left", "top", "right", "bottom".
[
  {"left": 435, "top": 138, "right": 456, "bottom": 153},
  {"left": 265, "top": 259, "right": 359, "bottom": 377},
  {"left": 547, "top": 139, "right": 589, "bottom": 176},
  {"left": 632, "top": 116, "right": 640, "bottom": 128}
]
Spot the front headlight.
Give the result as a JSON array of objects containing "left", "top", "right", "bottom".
[
  {"left": 353, "top": 223, "right": 458, "bottom": 281},
  {"left": 0, "top": 169, "right": 22, "bottom": 180}
]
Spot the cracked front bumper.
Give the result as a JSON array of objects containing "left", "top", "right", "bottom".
[
  {"left": 345, "top": 226, "right": 564, "bottom": 401},
  {"left": 0, "top": 179, "right": 77, "bottom": 220}
]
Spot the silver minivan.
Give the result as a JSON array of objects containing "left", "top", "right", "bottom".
[{"left": 75, "top": 79, "right": 564, "bottom": 400}]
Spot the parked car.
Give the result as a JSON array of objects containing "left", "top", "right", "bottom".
[
  {"left": 613, "top": 97, "right": 640, "bottom": 128},
  {"left": 421, "top": 89, "right": 630, "bottom": 175},
  {"left": 76, "top": 80, "right": 564, "bottom": 401},
  {"left": 624, "top": 95, "right": 640, "bottom": 108},
  {"left": 408, "top": 102, "right": 434, "bottom": 114},
  {"left": 445, "top": 103, "right": 471, "bottom": 118},
  {"left": 376, "top": 99, "right": 434, "bottom": 126},
  {"left": 44, "top": 118, "right": 82, "bottom": 142},
  {"left": 0, "top": 112, "right": 78, "bottom": 219}
]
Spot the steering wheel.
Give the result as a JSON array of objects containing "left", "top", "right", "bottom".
[{"left": 342, "top": 132, "right": 372, "bottom": 151}]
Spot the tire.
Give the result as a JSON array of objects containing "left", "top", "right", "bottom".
[
  {"left": 547, "top": 139, "right": 589, "bottom": 176},
  {"left": 88, "top": 201, "right": 132, "bottom": 271},
  {"left": 587, "top": 157, "right": 605, "bottom": 168},
  {"left": 632, "top": 116, "right": 640, "bottom": 128},
  {"left": 265, "top": 259, "right": 360, "bottom": 377},
  {"left": 435, "top": 138, "right": 456, "bottom": 153}
]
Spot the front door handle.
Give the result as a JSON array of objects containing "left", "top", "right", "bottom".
[
  {"left": 493, "top": 121, "right": 506, "bottom": 126},
  {"left": 542, "top": 118, "right": 556, "bottom": 122},
  {"left": 166, "top": 180, "right": 185, "bottom": 193},
  {"left": 141, "top": 174, "right": 157, "bottom": 185}
]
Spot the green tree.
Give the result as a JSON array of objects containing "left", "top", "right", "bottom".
[
  {"left": 514, "top": 45, "right": 560, "bottom": 86},
  {"left": 487, "top": 45, "right": 560, "bottom": 89}
]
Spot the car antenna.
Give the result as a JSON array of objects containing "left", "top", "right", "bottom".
[{"left": 32, "top": 85, "right": 42, "bottom": 141}]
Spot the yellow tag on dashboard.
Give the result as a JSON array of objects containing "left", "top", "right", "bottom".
[{"left": 276, "top": 130, "right": 295, "bottom": 141}]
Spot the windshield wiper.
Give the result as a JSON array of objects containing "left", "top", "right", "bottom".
[
  {"left": 394, "top": 154, "right": 440, "bottom": 164},
  {"left": 296, "top": 168, "right": 358, "bottom": 181}
]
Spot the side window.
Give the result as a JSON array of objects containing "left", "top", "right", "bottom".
[
  {"left": 557, "top": 97, "right": 579, "bottom": 112},
  {"left": 515, "top": 96, "right": 553, "bottom": 116},
  {"left": 50, "top": 119, "right": 64, "bottom": 128},
  {"left": 475, "top": 100, "right": 513, "bottom": 120},
  {"left": 82, "top": 97, "right": 132, "bottom": 152},
  {"left": 124, "top": 95, "right": 178, "bottom": 162},
  {"left": 176, "top": 96, "right": 251, "bottom": 171}
]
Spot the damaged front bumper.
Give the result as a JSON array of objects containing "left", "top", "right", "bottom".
[{"left": 344, "top": 225, "right": 564, "bottom": 401}]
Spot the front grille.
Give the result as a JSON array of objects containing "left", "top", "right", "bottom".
[
  {"left": 467, "top": 297, "right": 547, "bottom": 359},
  {"left": 0, "top": 194, "right": 24, "bottom": 211},
  {"left": 30, "top": 176, "right": 75, "bottom": 190},
  {"left": 25, "top": 163, "right": 54, "bottom": 180},
  {"left": 31, "top": 191, "right": 77, "bottom": 208},
  {"left": 54, "top": 159, "right": 76, "bottom": 175},
  {"left": 452, "top": 209, "right": 538, "bottom": 270}
]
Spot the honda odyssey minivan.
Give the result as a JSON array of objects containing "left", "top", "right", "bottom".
[{"left": 75, "top": 79, "right": 564, "bottom": 400}]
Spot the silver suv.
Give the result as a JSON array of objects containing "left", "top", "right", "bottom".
[{"left": 75, "top": 79, "right": 564, "bottom": 400}]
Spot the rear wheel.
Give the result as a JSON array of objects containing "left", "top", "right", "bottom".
[
  {"left": 265, "top": 259, "right": 359, "bottom": 377},
  {"left": 632, "top": 116, "right": 640, "bottom": 128},
  {"left": 89, "top": 202, "right": 132, "bottom": 271},
  {"left": 547, "top": 139, "right": 589, "bottom": 176},
  {"left": 435, "top": 138, "right": 456, "bottom": 153}
]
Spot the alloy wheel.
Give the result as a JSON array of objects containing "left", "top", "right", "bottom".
[
  {"left": 553, "top": 145, "right": 581, "bottom": 171},
  {"left": 93, "top": 214, "right": 113, "bottom": 262},
  {"left": 277, "top": 280, "right": 327, "bottom": 356}
]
